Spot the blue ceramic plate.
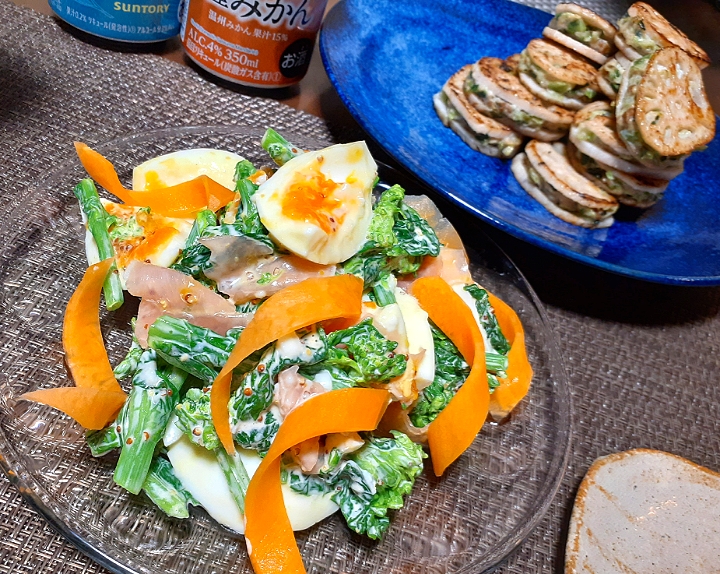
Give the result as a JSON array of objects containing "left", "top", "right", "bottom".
[{"left": 319, "top": 0, "right": 720, "bottom": 285}]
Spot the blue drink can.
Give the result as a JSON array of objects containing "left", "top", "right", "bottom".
[{"left": 49, "top": 0, "right": 181, "bottom": 42}]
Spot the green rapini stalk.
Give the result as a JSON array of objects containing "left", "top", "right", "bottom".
[
  {"left": 485, "top": 352, "right": 509, "bottom": 374},
  {"left": 371, "top": 273, "right": 397, "bottom": 306},
  {"left": 261, "top": 128, "right": 303, "bottom": 166},
  {"left": 113, "top": 323, "right": 143, "bottom": 380},
  {"left": 215, "top": 449, "right": 251, "bottom": 513},
  {"left": 86, "top": 424, "right": 122, "bottom": 457},
  {"left": 73, "top": 178, "right": 124, "bottom": 310},
  {"left": 174, "top": 388, "right": 252, "bottom": 510},
  {"left": 142, "top": 457, "right": 198, "bottom": 519},
  {"left": 113, "top": 350, "right": 188, "bottom": 494}
]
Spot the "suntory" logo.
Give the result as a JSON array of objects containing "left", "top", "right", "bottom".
[{"left": 113, "top": 2, "right": 170, "bottom": 13}]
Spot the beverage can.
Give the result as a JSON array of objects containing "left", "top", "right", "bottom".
[
  {"left": 179, "top": 0, "right": 328, "bottom": 88},
  {"left": 49, "top": 0, "right": 181, "bottom": 42}
]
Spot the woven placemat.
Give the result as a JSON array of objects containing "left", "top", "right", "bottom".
[{"left": 2, "top": 1, "right": 719, "bottom": 574}]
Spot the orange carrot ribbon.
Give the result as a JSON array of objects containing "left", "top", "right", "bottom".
[
  {"left": 410, "top": 276, "right": 488, "bottom": 476},
  {"left": 211, "top": 275, "right": 364, "bottom": 455},
  {"left": 244, "top": 388, "right": 391, "bottom": 574},
  {"left": 74, "top": 142, "right": 235, "bottom": 217},
  {"left": 20, "top": 258, "right": 127, "bottom": 429},
  {"left": 487, "top": 292, "right": 533, "bottom": 420}
]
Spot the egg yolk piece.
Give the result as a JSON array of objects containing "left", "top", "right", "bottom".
[{"left": 254, "top": 142, "right": 376, "bottom": 265}]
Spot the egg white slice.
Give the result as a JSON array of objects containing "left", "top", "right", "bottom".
[
  {"left": 253, "top": 142, "right": 376, "bottom": 265},
  {"left": 165, "top": 434, "right": 338, "bottom": 534},
  {"left": 394, "top": 288, "right": 435, "bottom": 391},
  {"left": 132, "top": 148, "right": 245, "bottom": 191}
]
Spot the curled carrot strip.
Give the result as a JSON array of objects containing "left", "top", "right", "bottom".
[
  {"left": 20, "top": 387, "right": 127, "bottom": 430},
  {"left": 64, "top": 258, "right": 123, "bottom": 394},
  {"left": 211, "top": 275, "right": 364, "bottom": 454},
  {"left": 20, "top": 258, "right": 127, "bottom": 429},
  {"left": 74, "top": 142, "right": 235, "bottom": 217},
  {"left": 245, "top": 388, "right": 391, "bottom": 574},
  {"left": 487, "top": 292, "right": 533, "bottom": 420},
  {"left": 410, "top": 276, "right": 487, "bottom": 477}
]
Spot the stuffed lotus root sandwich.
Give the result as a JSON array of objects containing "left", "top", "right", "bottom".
[
  {"left": 512, "top": 140, "right": 619, "bottom": 228},
  {"left": 615, "top": 47, "right": 714, "bottom": 169},
  {"left": 518, "top": 38, "right": 602, "bottom": 110},
  {"left": 615, "top": 2, "right": 710, "bottom": 69},
  {"left": 543, "top": 3, "right": 617, "bottom": 65},
  {"left": 434, "top": 65, "right": 525, "bottom": 158},
  {"left": 465, "top": 57, "right": 575, "bottom": 141}
]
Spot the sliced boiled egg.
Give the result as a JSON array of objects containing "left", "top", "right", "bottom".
[
  {"left": 394, "top": 288, "right": 435, "bottom": 391},
  {"left": 83, "top": 200, "right": 193, "bottom": 288},
  {"left": 132, "top": 148, "right": 245, "bottom": 191},
  {"left": 253, "top": 142, "right": 376, "bottom": 265},
  {"left": 165, "top": 433, "right": 339, "bottom": 534},
  {"left": 84, "top": 148, "right": 245, "bottom": 286}
]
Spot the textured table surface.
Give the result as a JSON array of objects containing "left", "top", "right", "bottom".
[{"left": 1, "top": 1, "right": 720, "bottom": 573}]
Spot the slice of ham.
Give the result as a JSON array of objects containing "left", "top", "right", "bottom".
[
  {"left": 275, "top": 365, "right": 328, "bottom": 474},
  {"left": 398, "top": 247, "right": 472, "bottom": 291},
  {"left": 274, "top": 365, "right": 326, "bottom": 419},
  {"left": 125, "top": 260, "right": 252, "bottom": 347},
  {"left": 289, "top": 431, "right": 365, "bottom": 475},
  {"left": 205, "top": 252, "right": 336, "bottom": 305}
]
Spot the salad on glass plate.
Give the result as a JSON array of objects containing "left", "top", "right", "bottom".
[{"left": 0, "top": 126, "right": 571, "bottom": 574}]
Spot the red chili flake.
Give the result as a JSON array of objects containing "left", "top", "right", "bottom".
[
  {"left": 193, "top": 428, "right": 202, "bottom": 436},
  {"left": 243, "top": 387, "right": 253, "bottom": 396},
  {"left": 142, "top": 431, "right": 150, "bottom": 441},
  {"left": 388, "top": 352, "right": 395, "bottom": 358},
  {"left": 257, "top": 364, "right": 266, "bottom": 373},
  {"left": 125, "top": 438, "right": 134, "bottom": 445},
  {"left": 183, "top": 292, "right": 198, "bottom": 305},
  {"left": 115, "top": 425, "right": 121, "bottom": 433}
]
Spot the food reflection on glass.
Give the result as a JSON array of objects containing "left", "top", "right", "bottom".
[
  {"left": 435, "top": 2, "right": 715, "bottom": 229},
  {"left": 20, "top": 129, "right": 532, "bottom": 573}
]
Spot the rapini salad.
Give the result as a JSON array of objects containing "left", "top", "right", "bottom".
[{"left": 22, "top": 129, "right": 532, "bottom": 573}]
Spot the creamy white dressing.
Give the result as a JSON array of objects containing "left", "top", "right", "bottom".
[
  {"left": 309, "top": 369, "right": 334, "bottom": 391},
  {"left": 276, "top": 331, "right": 314, "bottom": 361},
  {"left": 452, "top": 284, "right": 497, "bottom": 354}
]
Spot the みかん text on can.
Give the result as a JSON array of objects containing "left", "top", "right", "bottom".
[{"left": 179, "top": 0, "right": 328, "bottom": 88}]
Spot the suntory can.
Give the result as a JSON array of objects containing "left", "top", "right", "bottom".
[
  {"left": 179, "top": 0, "right": 328, "bottom": 88},
  {"left": 49, "top": 0, "right": 181, "bottom": 42}
]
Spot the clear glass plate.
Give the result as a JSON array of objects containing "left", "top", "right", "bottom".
[{"left": 0, "top": 126, "right": 572, "bottom": 574}]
